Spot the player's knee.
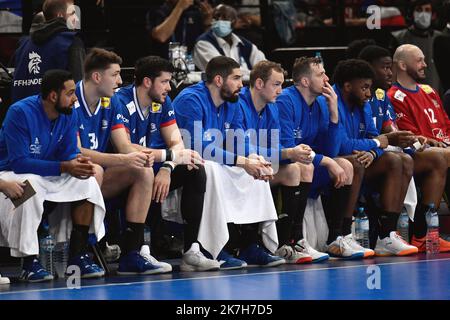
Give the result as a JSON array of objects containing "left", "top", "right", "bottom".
[
  {"left": 336, "top": 158, "right": 353, "bottom": 183},
  {"left": 133, "top": 166, "right": 154, "bottom": 186},
  {"left": 384, "top": 152, "right": 403, "bottom": 172},
  {"left": 93, "top": 164, "right": 104, "bottom": 185},
  {"left": 399, "top": 154, "right": 414, "bottom": 178},
  {"left": 299, "top": 163, "right": 314, "bottom": 182},
  {"left": 351, "top": 159, "right": 365, "bottom": 178},
  {"left": 431, "top": 152, "right": 448, "bottom": 174},
  {"left": 285, "top": 163, "right": 301, "bottom": 185}
]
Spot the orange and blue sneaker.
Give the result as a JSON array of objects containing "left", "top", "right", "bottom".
[
  {"left": 343, "top": 234, "right": 375, "bottom": 258},
  {"left": 326, "top": 236, "right": 364, "bottom": 260},
  {"left": 410, "top": 235, "right": 450, "bottom": 253}
]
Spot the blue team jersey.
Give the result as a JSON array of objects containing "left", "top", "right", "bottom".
[
  {"left": 334, "top": 85, "right": 384, "bottom": 158},
  {"left": 173, "top": 81, "right": 244, "bottom": 165},
  {"left": 239, "top": 87, "right": 282, "bottom": 160},
  {"left": 0, "top": 95, "right": 79, "bottom": 176},
  {"left": 112, "top": 85, "right": 176, "bottom": 149},
  {"left": 74, "top": 81, "right": 126, "bottom": 152},
  {"left": 276, "top": 85, "right": 341, "bottom": 167},
  {"left": 368, "top": 88, "right": 397, "bottom": 134}
]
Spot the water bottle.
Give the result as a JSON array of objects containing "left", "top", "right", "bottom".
[
  {"left": 185, "top": 54, "right": 195, "bottom": 73},
  {"left": 397, "top": 207, "right": 409, "bottom": 241},
  {"left": 144, "top": 225, "right": 151, "bottom": 248},
  {"left": 39, "top": 234, "right": 55, "bottom": 276},
  {"left": 354, "top": 207, "right": 369, "bottom": 248},
  {"left": 425, "top": 204, "right": 440, "bottom": 255},
  {"left": 53, "top": 242, "right": 69, "bottom": 279}
]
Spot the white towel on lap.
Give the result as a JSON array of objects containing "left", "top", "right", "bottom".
[
  {"left": 162, "top": 161, "right": 279, "bottom": 259},
  {"left": 0, "top": 172, "right": 105, "bottom": 257}
]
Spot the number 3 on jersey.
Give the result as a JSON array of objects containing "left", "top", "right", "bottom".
[
  {"left": 88, "top": 133, "right": 99, "bottom": 150},
  {"left": 424, "top": 108, "right": 438, "bottom": 124}
]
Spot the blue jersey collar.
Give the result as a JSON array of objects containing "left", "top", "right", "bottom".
[{"left": 79, "top": 81, "right": 101, "bottom": 117}]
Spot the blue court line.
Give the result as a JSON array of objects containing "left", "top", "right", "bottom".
[{"left": 1, "top": 257, "right": 449, "bottom": 300}]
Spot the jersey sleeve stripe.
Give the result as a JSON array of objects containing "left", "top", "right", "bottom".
[
  {"left": 111, "top": 124, "right": 126, "bottom": 131},
  {"left": 160, "top": 119, "right": 177, "bottom": 128}
]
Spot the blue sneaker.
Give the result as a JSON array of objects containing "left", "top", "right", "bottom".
[
  {"left": 238, "top": 244, "right": 286, "bottom": 267},
  {"left": 67, "top": 253, "right": 105, "bottom": 279},
  {"left": 20, "top": 258, "right": 54, "bottom": 283},
  {"left": 117, "top": 250, "right": 169, "bottom": 275},
  {"left": 217, "top": 250, "right": 247, "bottom": 270}
]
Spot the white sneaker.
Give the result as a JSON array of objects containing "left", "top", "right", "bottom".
[
  {"left": 375, "top": 231, "right": 418, "bottom": 256},
  {"left": 275, "top": 244, "right": 312, "bottom": 264},
  {"left": 103, "top": 242, "right": 121, "bottom": 262},
  {"left": 326, "top": 236, "right": 365, "bottom": 259},
  {"left": 139, "top": 245, "right": 172, "bottom": 273},
  {"left": 0, "top": 273, "right": 10, "bottom": 285},
  {"left": 296, "top": 239, "right": 329, "bottom": 262},
  {"left": 343, "top": 234, "right": 375, "bottom": 258},
  {"left": 180, "top": 243, "right": 220, "bottom": 272}
]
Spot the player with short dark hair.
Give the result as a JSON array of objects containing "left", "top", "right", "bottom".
[
  {"left": 173, "top": 56, "right": 285, "bottom": 269},
  {"left": 333, "top": 59, "right": 419, "bottom": 256},
  {"left": 113, "top": 56, "right": 219, "bottom": 271},
  {"left": 74, "top": 48, "right": 170, "bottom": 275},
  {"left": 278, "top": 57, "right": 369, "bottom": 259},
  {"left": 0, "top": 69, "right": 106, "bottom": 282}
]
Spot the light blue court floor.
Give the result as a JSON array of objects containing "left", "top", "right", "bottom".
[{"left": 1, "top": 253, "right": 449, "bottom": 300}]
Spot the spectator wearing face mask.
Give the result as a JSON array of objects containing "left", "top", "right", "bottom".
[
  {"left": 192, "top": 4, "right": 266, "bottom": 76},
  {"left": 390, "top": 0, "right": 442, "bottom": 92}
]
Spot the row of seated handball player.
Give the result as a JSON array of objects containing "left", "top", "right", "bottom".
[{"left": 1, "top": 42, "right": 450, "bottom": 284}]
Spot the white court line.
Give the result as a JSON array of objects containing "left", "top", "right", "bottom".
[{"left": 1, "top": 257, "right": 450, "bottom": 297}]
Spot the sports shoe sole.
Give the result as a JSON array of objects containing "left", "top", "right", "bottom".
[
  {"left": 117, "top": 268, "right": 171, "bottom": 275},
  {"left": 375, "top": 248, "right": 418, "bottom": 256},
  {"left": 328, "top": 252, "right": 365, "bottom": 260},
  {"left": 179, "top": 263, "right": 220, "bottom": 272},
  {"left": 363, "top": 250, "right": 375, "bottom": 258},
  {"left": 311, "top": 255, "right": 329, "bottom": 263},
  {"left": 0, "top": 278, "right": 10, "bottom": 285},
  {"left": 220, "top": 262, "right": 248, "bottom": 270},
  {"left": 19, "top": 275, "right": 54, "bottom": 283},
  {"left": 245, "top": 259, "right": 286, "bottom": 268},
  {"left": 293, "top": 257, "right": 313, "bottom": 264}
]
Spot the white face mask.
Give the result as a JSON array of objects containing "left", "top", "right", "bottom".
[
  {"left": 66, "top": 4, "right": 81, "bottom": 30},
  {"left": 413, "top": 11, "right": 432, "bottom": 29}
]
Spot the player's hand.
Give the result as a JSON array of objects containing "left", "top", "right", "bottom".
[
  {"left": 152, "top": 169, "right": 171, "bottom": 203},
  {"left": 173, "top": 149, "right": 204, "bottom": 169},
  {"left": 141, "top": 150, "right": 155, "bottom": 168},
  {"left": 374, "top": 134, "right": 389, "bottom": 149},
  {"left": 238, "top": 155, "right": 273, "bottom": 181},
  {"left": 385, "top": 131, "right": 416, "bottom": 148},
  {"left": 123, "top": 151, "right": 152, "bottom": 169},
  {"left": 290, "top": 144, "right": 313, "bottom": 164},
  {"left": 325, "top": 159, "right": 347, "bottom": 188},
  {"left": 61, "top": 157, "right": 96, "bottom": 179},
  {"left": 427, "top": 138, "right": 447, "bottom": 148},
  {"left": 353, "top": 150, "right": 374, "bottom": 168},
  {"left": 0, "top": 180, "right": 25, "bottom": 200},
  {"left": 249, "top": 154, "right": 274, "bottom": 181},
  {"left": 322, "top": 81, "right": 338, "bottom": 121}
]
